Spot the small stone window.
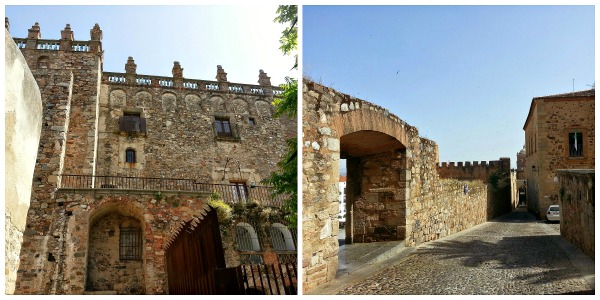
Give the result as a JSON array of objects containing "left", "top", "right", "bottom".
[
  {"left": 248, "top": 117, "right": 256, "bottom": 126},
  {"left": 125, "top": 148, "right": 136, "bottom": 163},
  {"left": 569, "top": 132, "right": 583, "bottom": 157},
  {"left": 214, "top": 117, "right": 232, "bottom": 137},
  {"left": 119, "top": 227, "right": 142, "bottom": 260}
]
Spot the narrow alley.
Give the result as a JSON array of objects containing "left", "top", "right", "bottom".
[{"left": 310, "top": 207, "right": 594, "bottom": 295}]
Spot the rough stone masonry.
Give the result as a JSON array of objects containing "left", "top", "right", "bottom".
[
  {"left": 7, "top": 21, "right": 296, "bottom": 295},
  {"left": 302, "top": 78, "right": 512, "bottom": 293}
]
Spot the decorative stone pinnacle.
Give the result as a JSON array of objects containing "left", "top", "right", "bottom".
[
  {"left": 5, "top": 17, "right": 9, "bottom": 31},
  {"left": 125, "top": 56, "right": 137, "bottom": 74},
  {"left": 27, "top": 22, "right": 41, "bottom": 39},
  {"left": 258, "top": 69, "right": 271, "bottom": 86},
  {"left": 216, "top": 65, "right": 228, "bottom": 82},
  {"left": 90, "top": 23, "right": 102, "bottom": 41},
  {"left": 172, "top": 61, "right": 183, "bottom": 79},
  {"left": 61, "top": 23, "right": 74, "bottom": 41}
]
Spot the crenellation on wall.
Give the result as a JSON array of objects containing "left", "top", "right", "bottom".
[{"left": 437, "top": 157, "right": 511, "bottom": 183}]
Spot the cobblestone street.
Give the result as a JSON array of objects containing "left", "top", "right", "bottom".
[{"left": 329, "top": 208, "right": 594, "bottom": 295}]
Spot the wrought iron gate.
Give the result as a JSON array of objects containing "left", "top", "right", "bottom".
[
  {"left": 214, "top": 261, "right": 297, "bottom": 295},
  {"left": 165, "top": 207, "right": 225, "bottom": 294}
]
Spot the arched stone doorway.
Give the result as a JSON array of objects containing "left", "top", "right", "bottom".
[
  {"left": 86, "top": 204, "right": 146, "bottom": 294},
  {"left": 341, "top": 130, "right": 408, "bottom": 244},
  {"left": 302, "top": 79, "right": 419, "bottom": 291}
]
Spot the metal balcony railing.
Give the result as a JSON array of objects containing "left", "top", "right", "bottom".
[{"left": 59, "top": 174, "right": 287, "bottom": 207}]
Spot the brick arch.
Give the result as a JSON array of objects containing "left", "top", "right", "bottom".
[{"left": 88, "top": 199, "right": 146, "bottom": 227}]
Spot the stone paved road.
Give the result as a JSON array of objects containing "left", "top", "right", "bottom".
[{"left": 336, "top": 208, "right": 594, "bottom": 295}]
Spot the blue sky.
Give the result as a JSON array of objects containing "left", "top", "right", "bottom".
[
  {"left": 5, "top": 5, "right": 296, "bottom": 86},
  {"left": 303, "top": 5, "right": 595, "bottom": 170}
]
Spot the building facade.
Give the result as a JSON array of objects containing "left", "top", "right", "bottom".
[
  {"left": 8, "top": 22, "right": 297, "bottom": 295},
  {"left": 523, "top": 89, "right": 595, "bottom": 219}
]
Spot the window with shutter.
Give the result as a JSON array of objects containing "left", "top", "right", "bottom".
[
  {"left": 569, "top": 132, "right": 583, "bottom": 157},
  {"left": 119, "top": 112, "right": 146, "bottom": 133},
  {"left": 214, "top": 117, "right": 232, "bottom": 136}
]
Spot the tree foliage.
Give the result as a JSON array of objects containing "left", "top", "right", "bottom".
[
  {"left": 262, "top": 5, "right": 298, "bottom": 228},
  {"left": 274, "top": 5, "right": 298, "bottom": 70}
]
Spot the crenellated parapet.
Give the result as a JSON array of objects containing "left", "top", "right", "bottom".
[{"left": 437, "top": 157, "right": 511, "bottom": 182}]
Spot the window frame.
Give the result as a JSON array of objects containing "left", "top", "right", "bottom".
[
  {"left": 119, "top": 111, "right": 146, "bottom": 134},
  {"left": 125, "top": 148, "right": 136, "bottom": 163},
  {"left": 230, "top": 181, "right": 248, "bottom": 204},
  {"left": 568, "top": 131, "right": 584, "bottom": 157},
  {"left": 214, "top": 117, "right": 233, "bottom": 136}
]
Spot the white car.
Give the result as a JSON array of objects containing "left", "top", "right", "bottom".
[{"left": 546, "top": 205, "right": 560, "bottom": 222}]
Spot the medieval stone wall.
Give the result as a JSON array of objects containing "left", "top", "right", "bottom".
[
  {"left": 437, "top": 158, "right": 510, "bottom": 182},
  {"left": 10, "top": 22, "right": 295, "bottom": 295},
  {"left": 438, "top": 157, "right": 514, "bottom": 220},
  {"left": 302, "top": 79, "right": 509, "bottom": 292},
  {"left": 407, "top": 180, "right": 488, "bottom": 246},
  {"left": 350, "top": 151, "right": 407, "bottom": 243},
  {"left": 14, "top": 189, "right": 289, "bottom": 295},
  {"left": 557, "top": 170, "right": 595, "bottom": 258},
  {"left": 95, "top": 66, "right": 294, "bottom": 184},
  {"left": 4, "top": 28, "right": 43, "bottom": 294},
  {"left": 405, "top": 138, "right": 489, "bottom": 247},
  {"left": 87, "top": 214, "right": 145, "bottom": 294}
]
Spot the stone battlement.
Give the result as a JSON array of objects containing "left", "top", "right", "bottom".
[
  {"left": 11, "top": 22, "right": 281, "bottom": 94},
  {"left": 11, "top": 22, "right": 103, "bottom": 53},
  {"left": 437, "top": 157, "right": 510, "bottom": 182}
]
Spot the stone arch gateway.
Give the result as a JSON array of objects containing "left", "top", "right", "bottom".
[
  {"left": 302, "top": 79, "right": 443, "bottom": 292},
  {"left": 303, "top": 80, "right": 509, "bottom": 293}
]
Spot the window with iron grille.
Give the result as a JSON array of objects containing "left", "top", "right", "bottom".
[
  {"left": 236, "top": 222, "right": 263, "bottom": 264},
  {"left": 214, "top": 117, "right": 232, "bottom": 136},
  {"left": 569, "top": 132, "right": 583, "bottom": 157},
  {"left": 120, "top": 227, "right": 142, "bottom": 260},
  {"left": 119, "top": 112, "right": 146, "bottom": 133},
  {"left": 125, "top": 148, "right": 136, "bottom": 163},
  {"left": 270, "top": 223, "right": 296, "bottom": 251}
]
